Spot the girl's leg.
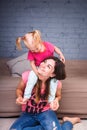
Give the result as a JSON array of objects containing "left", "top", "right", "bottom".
[
  {"left": 48, "top": 78, "right": 58, "bottom": 102},
  {"left": 9, "top": 112, "right": 39, "bottom": 130}
]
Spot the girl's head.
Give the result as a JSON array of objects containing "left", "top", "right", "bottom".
[
  {"left": 38, "top": 56, "right": 66, "bottom": 81},
  {"left": 16, "top": 30, "right": 42, "bottom": 52}
]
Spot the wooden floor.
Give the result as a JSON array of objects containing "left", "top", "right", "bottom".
[{"left": 0, "top": 118, "right": 87, "bottom": 130}]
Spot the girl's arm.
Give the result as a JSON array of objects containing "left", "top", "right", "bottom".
[{"left": 54, "top": 46, "right": 65, "bottom": 63}]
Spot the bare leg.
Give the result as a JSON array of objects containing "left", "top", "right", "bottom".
[{"left": 63, "top": 117, "right": 81, "bottom": 125}]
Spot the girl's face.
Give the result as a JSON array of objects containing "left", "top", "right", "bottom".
[
  {"left": 29, "top": 43, "right": 42, "bottom": 53},
  {"left": 38, "top": 59, "right": 55, "bottom": 79},
  {"left": 23, "top": 33, "right": 42, "bottom": 53}
]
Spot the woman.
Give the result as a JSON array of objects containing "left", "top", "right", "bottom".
[{"left": 10, "top": 56, "right": 80, "bottom": 130}]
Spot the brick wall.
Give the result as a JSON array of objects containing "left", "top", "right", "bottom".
[{"left": 0, "top": 0, "right": 87, "bottom": 59}]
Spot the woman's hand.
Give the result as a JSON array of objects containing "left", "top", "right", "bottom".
[
  {"left": 50, "top": 98, "right": 59, "bottom": 111},
  {"left": 16, "top": 96, "right": 24, "bottom": 105},
  {"left": 16, "top": 96, "right": 28, "bottom": 105}
]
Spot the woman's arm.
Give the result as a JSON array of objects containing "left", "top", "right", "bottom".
[{"left": 16, "top": 78, "right": 26, "bottom": 105}]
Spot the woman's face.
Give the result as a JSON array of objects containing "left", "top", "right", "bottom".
[{"left": 38, "top": 59, "right": 55, "bottom": 79}]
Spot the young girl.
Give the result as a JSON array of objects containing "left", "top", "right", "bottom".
[{"left": 16, "top": 30, "right": 65, "bottom": 103}]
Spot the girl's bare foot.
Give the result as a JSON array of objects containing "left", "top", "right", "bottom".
[{"left": 63, "top": 117, "right": 81, "bottom": 125}]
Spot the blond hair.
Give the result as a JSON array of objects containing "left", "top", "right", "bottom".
[{"left": 16, "top": 30, "right": 42, "bottom": 50}]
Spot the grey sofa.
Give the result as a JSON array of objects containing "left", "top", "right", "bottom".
[{"left": 0, "top": 55, "right": 87, "bottom": 118}]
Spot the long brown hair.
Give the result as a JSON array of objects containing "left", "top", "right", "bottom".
[{"left": 35, "top": 78, "right": 51, "bottom": 103}]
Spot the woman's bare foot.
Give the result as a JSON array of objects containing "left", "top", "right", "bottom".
[{"left": 63, "top": 117, "right": 81, "bottom": 125}]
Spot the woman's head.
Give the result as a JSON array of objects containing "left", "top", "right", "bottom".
[
  {"left": 35, "top": 56, "right": 66, "bottom": 102},
  {"left": 16, "top": 30, "right": 42, "bottom": 52},
  {"left": 38, "top": 56, "right": 66, "bottom": 81}
]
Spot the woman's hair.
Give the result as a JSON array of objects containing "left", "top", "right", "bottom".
[
  {"left": 35, "top": 78, "right": 50, "bottom": 103},
  {"left": 48, "top": 56, "right": 66, "bottom": 80},
  {"left": 35, "top": 56, "right": 66, "bottom": 102},
  {"left": 16, "top": 30, "right": 42, "bottom": 50}
]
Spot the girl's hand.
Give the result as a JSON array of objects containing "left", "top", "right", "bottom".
[
  {"left": 50, "top": 98, "right": 59, "bottom": 111},
  {"left": 60, "top": 55, "right": 65, "bottom": 63}
]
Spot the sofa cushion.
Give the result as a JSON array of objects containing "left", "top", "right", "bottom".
[
  {"left": 65, "top": 60, "right": 87, "bottom": 78},
  {"left": 6, "top": 53, "right": 31, "bottom": 77},
  {"left": 0, "top": 76, "right": 21, "bottom": 117},
  {"left": 57, "top": 77, "right": 87, "bottom": 118}
]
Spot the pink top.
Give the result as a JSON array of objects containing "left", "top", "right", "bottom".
[
  {"left": 27, "top": 41, "right": 55, "bottom": 66},
  {"left": 26, "top": 87, "right": 50, "bottom": 113},
  {"left": 21, "top": 71, "right": 50, "bottom": 112},
  {"left": 22, "top": 71, "right": 60, "bottom": 112}
]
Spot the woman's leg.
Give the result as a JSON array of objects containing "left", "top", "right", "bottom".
[
  {"left": 63, "top": 117, "right": 81, "bottom": 124},
  {"left": 24, "top": 115, "right": 80, "bottom": 130},
  {"left": 37, "top": 110, "right": 74, "bottom": 130},
  {"left": 61, "top": 117, "right": 81, "bottom": 130},
  {"left": 23, "top": 125, "right": 44, "bottom": 130},
  {"left": 9, "top": 112, "right": 40, "bottom": 130},
  {"left": 23, "top": 115, "right": 80, "bottom": 130},
  {"left": 61, "top": 121, "right": 73, "bottom": 130},
  {"left": 37, "top": 110, "right": 62, "bottom": 130}
]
